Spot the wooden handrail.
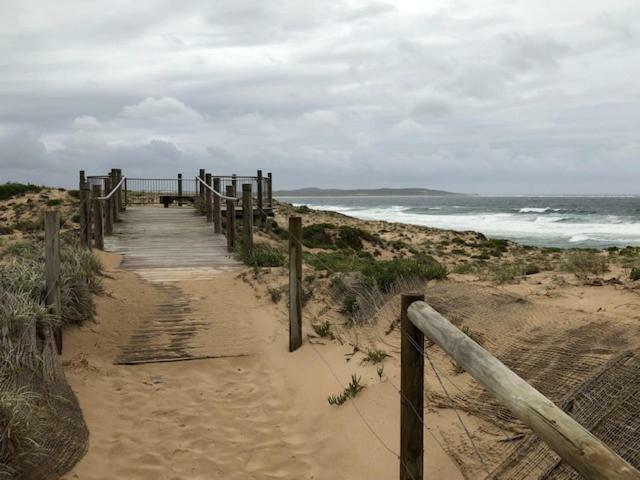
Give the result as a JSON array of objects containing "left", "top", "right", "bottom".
[{"left": 406, "top": 300, "right": 640, "bottom": 480}]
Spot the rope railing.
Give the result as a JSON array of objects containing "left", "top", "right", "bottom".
[
  {"left": 97, "top": 175, "right": 127, "bottom": 201},
  {"left": 195, "top": 175, "right": 239, "bottom": 201}
]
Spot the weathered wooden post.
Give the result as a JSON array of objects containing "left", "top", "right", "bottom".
[
  {"left": 198, "top": 169, "right": 205, "bottom": 201},
  {"left": 257, "top": 169, "right": 264, "bottom": 225},
  {"left": 177, "top": 173, "right": 183, "bottom": 196},
  {"left": 79, "top": 171, "right": 88, "bottom": 247},
  {"left": 45, "top": 210, "right": 62, "bottom": 354},
  {"left": 92, "top": 185, "right": 104, "bottom": 250},
  {"left": 232, "top": 174, "right": 238, "bottom": 203},
  {"left": 213, "top": 177, "right": 222, "bottom": 234},
  {"left": 267, "top": 172, "right": 273, "bottom": 207},
  {"left": 400, "top": 294, "right": 425, "bottom": 480},
  {"left": 104, "top": 177, "right": 113, "bottom": 236},
  {"left": 124, "top": 177, "right": 128, "bottom": 207},
  {"left": 225, "top": 185, "right": 236, "bottom": 252},
  {"left": 205, "top": 173, "right": 213, "bottom": 222},
  {"left": 110, "top": 169, "right": 119, "bottom": 223},
  {"left": 116, "top": 168, "right": 124, "bottom": 212},
  {"left": 242, "top": 184, "right": 253, "bottom": 262},
  {"left": 289, "top": 216, "right": 302, "bottom": 352}
]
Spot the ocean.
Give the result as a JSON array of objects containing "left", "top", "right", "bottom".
[{"left": 278, "top": 196, "right": 640, "bottom": 249}]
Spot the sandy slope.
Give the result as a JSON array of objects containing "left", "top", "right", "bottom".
[{"left": 60, "top": 252, "right": 462, "bottom": 479}]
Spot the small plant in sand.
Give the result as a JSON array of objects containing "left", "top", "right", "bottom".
[
  {"left": 312, "top": 321, "right": 332, "bottom": 338},
  {"left": 327, "top": 375, "right": 365, "bottom": 406},
  {"left": 267, "top": 287, "right": 282, "bottom": 303},
  {"left": 563, "top": 251, "right": 608, "bottom": 279},
  {"left": 362, "top": 349, "right": 389, "bottom": 364},
  {"left": 630, "top": 267, "right": 640, "bottom": 281},
  {"left": 376, "top": 365, "right": 385, "bottom": 380},
  {"left": 341, "top": 295, "right": 360, "bottom": 316}
]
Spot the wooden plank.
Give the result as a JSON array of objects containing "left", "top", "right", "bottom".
[
  {"left": 114, "top": 353, "right": 250, "bottom": 366},
  {"left": 288, "top": 216, "right": 302, "bottom": 352},
  {"left": 407, "top": 302, "right": 640, "bottom": 480},
  {"left": 400, "top": 294, "right": 425, "bottom": 480},
  {"left": 45, "top": 210, "right": 62, "bottom": 354}
]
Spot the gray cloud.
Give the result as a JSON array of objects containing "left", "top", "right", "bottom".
[{"left": 0, "top": 0, "right": 639, "bottom": 194}]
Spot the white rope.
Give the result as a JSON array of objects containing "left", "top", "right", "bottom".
[
  {"left": 97, "top": 175, "right": 127, "bottom": 201},
  {"left": 195, "top": 175, "right": 239, "bottom": 201}
]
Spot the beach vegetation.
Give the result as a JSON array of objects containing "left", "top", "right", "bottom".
[
  {"left": 67, "top": 189, "right": 80, "bottom": 199},
  {"left": 267, "top": 287, "right": 283, "bottom": 303},
  {"left": 327, "top": 375, "right": 365, "bottom": 406},
  {"left": 249, "top": 242, "right": 286, "bottom": 268},
  {"left": 336, "top": 225, "right": 382, "bottom": 250},
  {"left": 341, "top": 294, "right": 360, "bottom": 316},
  {"left": 563, "top": 251, "right": 609, "bottom": 278},
  {"left": 45, "top": 199, "right": 63, "bottom": 207},
  {"left": 0, "top": 182, "right": 43, "bottom": 201},
  {"left": 630, "top": 268, "right": 640, "bottom": 281},
  {"left": 312, "top": 321, "right": 332, "bottom": 338},
  {"left": 302, "top": 223, "right": 336, "bottom": 249},
  {"left": 363, "top": 349, "right": 389, "bottom": 364},
  {"left": 293, "top": 204, "right": 312, "bottom": 214}
]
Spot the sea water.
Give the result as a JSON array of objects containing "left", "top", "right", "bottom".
[{"left": 278, "top": 196, "right": 640, "bottom": 249}]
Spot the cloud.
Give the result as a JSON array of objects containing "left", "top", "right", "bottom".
[{"left": 0, "top": 0, "right": 638, "bottom": 193}]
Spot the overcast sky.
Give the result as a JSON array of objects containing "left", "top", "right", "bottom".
[{"left": 0, "top": 1, "right": 638, "bottom": 194}]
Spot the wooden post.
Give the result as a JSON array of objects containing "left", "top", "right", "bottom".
[
  {"left": 198, "top": 169, "right": 205, "bottom": 201},
  {"left": 232, "top": 174, "right": 238, "bottom": 203},
  {"left": 83, "top": 180, "right": 92, "bottom": 247},
  {"left": 79, "top": 171, "right": 88, "bottom": 246},
  {"left": 242, "top": 184, "right": 253, "bottom": 262},
  {"left": 400, "top": 294, "right": 425, "bottom": 480},
  {"left": 124, "top": 177, "right": 128, "bottom": 207},
  {"left": 213, "top": 177, "right": 222, "bottom": 234},
  {"left": 110, "top": 169, "right": 119, "bottom": 223},
  {"left": 177, "top": 173, "right": 183, "bottom": 197},
  {"left": 288, "top": 216, "right": 302, "bottom": 352},
  {"left": 205, "top": 173, "right": 213, "bottom": 222},
  {"left": 92, "top": 185, "right": 104, "bottom": 250},
  {"left": 45, "top": 210, "right": 62, "bottom": 354},
  {"left": 267, "top": 172, "right": 273, "bottom": 207},
  {"left": 225, "top": 185, "right": 236, "bottom": 252},
  {"left": 104, "top": 177, "right": 113, "bottom": 236},
  {"left": 116, "top": 168, "right": 124, "bottom": 212},
  {"left": 407, "top": 302, "right": 640, "bottom": 480},
  {"left": 257, "top": 169, "right": 264, "bottom": 225}
]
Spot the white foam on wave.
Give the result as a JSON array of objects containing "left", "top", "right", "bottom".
[
  {"left": 518, "top": 207, "right": 561, "bottom": 213},
  {"left": 304, "top": 206, "right": 640, "bottom": 245}
]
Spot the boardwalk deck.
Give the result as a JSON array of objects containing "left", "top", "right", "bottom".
[{"left": 104, "top": 205, "right": 241, "bottom": 282}]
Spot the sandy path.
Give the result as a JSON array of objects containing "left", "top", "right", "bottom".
[{"left": 60, "top": 252, "right": 463, "bottom": 479}]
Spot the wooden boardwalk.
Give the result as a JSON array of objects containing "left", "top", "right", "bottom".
[{"left": 104, "top": 205, "right": 242, "bottom": 282}]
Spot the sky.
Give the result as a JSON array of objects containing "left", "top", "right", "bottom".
[{"left": 0, "top": 0, "right": 639, "bottom": 194}]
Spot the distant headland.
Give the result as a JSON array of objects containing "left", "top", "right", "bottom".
[{"left": 273, "top": 187, "right": 462, "bottom": 197}]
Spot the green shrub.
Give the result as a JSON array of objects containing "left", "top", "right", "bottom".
[
  {"left": 619, "top": 246, "right": 639, "bottom": 257},
  {"left": 12, "top": 218, "right": 43, "bottom": 233},
  {"left": 523, "top": 263, "right": 540, "bottom": 275},
  {"left": 361, "top": 255, "right": 447, "bottom": 292},
  {"left": 267, "top": 287, "right": 283, "bottom": 303},
  {"left": 249, "top": 243, "right": 286, "bottom": 268},
  {"left": 363, "top": 349, "right": 388, "bottom": 364},
  {"left": 327, "top": 375, "right": 365, "bottom": 406},
  {"left": 302, "top": 223, "right": 335, "bottom": 249},
  {"left": 312, "top": 321, "right": 332, "bottom": 337},
  {"left": 293, "top": 205, "right": 312, "bottom": 214},
  {"left": 305, "top": 251, "right": 369, "bottom": 272},
  {"left": 341, "top": 295, "right": 360, "bottom": 315},
  {"left": 563, "top": 251, "right": 609, "bottom": 278},
  {"left": 45, "top": 199, "right": 63, "bottom": 206},
  {"left": 630, "top": 268, "right": 640, "bottom": 281},
  {"left": 336, "top": 226, "right": 382, "bottom": 250},
  {"left": 67, "top": 190, "right": 80, "bottom": 199},
  {"left": 0, "top": 182, "right": 43, "bottom": 201}
]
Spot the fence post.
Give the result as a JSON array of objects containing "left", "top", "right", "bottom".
[
  {"left": 124, "top": 177, "right": 128, "bottom": 207},
  {"left": 199, "top": 169, "right": 205, "bottom": 201},
  {"left": 104, "top": 177, "right": 113, "bottom": 236},
  {"left": 225, "top": 185, "right": 236, "bottom": 252},
  {"left": 177, "top": 173, "right": 183, "bottom": 197},
  {"left": 400, "top": 293, "right": 425, "bottom": 480},
  {"left": 110, "top": 169, "right": 119, "bottom": 223},
  {"left": 242, "top": 184, "right": 253, "bottom": 262},
  {"left": 205, "top": 173, "right": 213, "bottom": 222},
  {"left": 232, "top": 174, "right": 238, "bottom": 203},
  {"left": 79, "top": 171, "right": 88, "bottom": 247},
  {"left": 257, "top": 169, "right": 264, "bottom": 225},
  {"left": 45, "top": 210, "right": 62, "bottom": 354},
  {"left": 116, "top": 168, "right": 124, "bottom": 212},
  {"left": 92, "top": 185, "right": 104, "bottom": 250},
  {"left": 267, "top": 172, "right": 273, "bottom": 207},
  {"left": 289, "top": 216, "right": 303, "bottom": 352},
  {"left": 213, "top": 177, "right": 222, "bottom": 234}
]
